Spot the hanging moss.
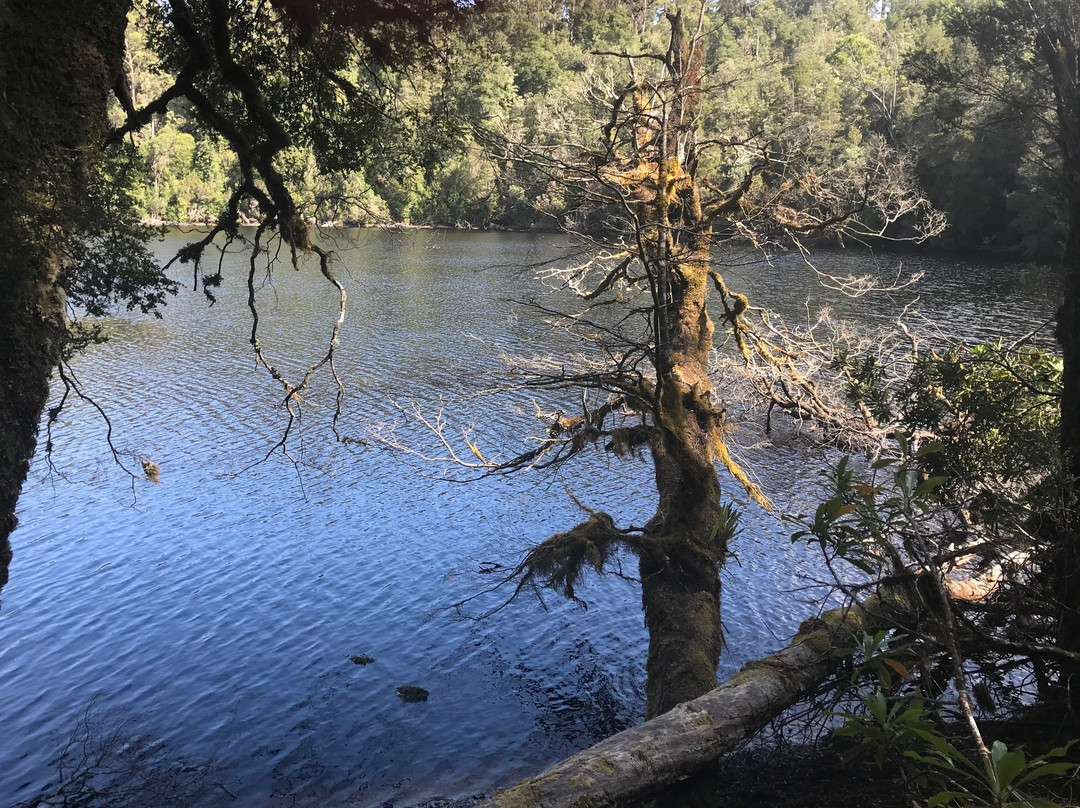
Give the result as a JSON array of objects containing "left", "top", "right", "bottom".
[
  {"left": 141, "top": 460, "right": 161, "bottom": 484},
  {"left": 522, "top": 512, "right": 627, "bottom": 603}
]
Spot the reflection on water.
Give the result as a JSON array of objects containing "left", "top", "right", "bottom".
[{"left": 0, "top": 230, "right": 1062, "bottom": 806}]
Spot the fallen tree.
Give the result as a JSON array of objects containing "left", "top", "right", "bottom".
[{"left": 479, "top": 584, "right": 919, "bottom": 808}]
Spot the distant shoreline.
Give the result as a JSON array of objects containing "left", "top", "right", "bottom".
[
  {"left": 143, "top": 217, "right": 561, "bottom": 233},
  {"left": 144, "top": 219, "right": 1058, "bottom": 265}
]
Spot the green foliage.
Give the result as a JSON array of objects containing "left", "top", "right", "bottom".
[
  {"left": 834, "top": 688, "right": 937, "bottom": 767},
  {"left": 797, "top": 339, "right": 1074, "bottom": 808},
  {"left": 912, "top": 737, "right": 1075, "bottom": 808},
  {"left": 899, "top": 341, "right": 1063, "bottom": 511},
  {"left": 66, "top": 146, "right": 177, "bottom": 320},
  {"left": 833, "top": 348, "right": 895, "bottom": 422},
  {"left": 837, "top": 688, "right": 1076, "bottom": 807},
  {"left": 844, "top": 629, "right": 917, "bottom": 690},
  {"left": 824, "top": 338, "right": 1063, "bottom": 525},
  {"left": 710, "top": 497, "right": 743, "bottom": 548},
  {"left": 791, "top": 437, "right": 950, "bottom": 578},
  {"left": 898, "top": 0, "right": 1069, "bottom": 256},
  {"left": 111, "top": 0, "right": 1033, "bottom": 246},
  {"left": 101, "top": 0, "right": 1067, "bottom": 258}
]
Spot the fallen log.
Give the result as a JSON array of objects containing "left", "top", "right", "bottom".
[{"left": 479, "top": 585, "right": 919, "bottom": 808}]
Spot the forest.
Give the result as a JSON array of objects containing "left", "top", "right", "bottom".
[
  {"left": 121, "top": 0, "right": 1064, "bottom": 256},
  {"left": 1, "top": 0, "right": 1079, "bottom": 806}
]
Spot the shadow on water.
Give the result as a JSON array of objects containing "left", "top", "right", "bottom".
[{"left": 9, "top": 702, "right": 227, "bottom": 808}]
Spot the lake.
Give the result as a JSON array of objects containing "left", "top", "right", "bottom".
[{"left": 0, "top": 230, "right": 1063, "bottom": 807}]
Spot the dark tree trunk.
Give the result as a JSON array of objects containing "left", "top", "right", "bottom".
[
  {"left": 1037, "top": 8, "right": 1080, "bottom": 698},
  {"left": 1060, "top": 210, "right": 1080, "bottom": 484},
  {"left": 0, "top": 0, "right": 130, "bottom": 595},
  {"left": 640, "top": 224, "right": 731, "bottom": 718},
  {"left": 1055, "top": 195, "right": 1080, "bottom": 697},
  {"left": 641, "top": 416, "right": 725, "bottom": 718}
]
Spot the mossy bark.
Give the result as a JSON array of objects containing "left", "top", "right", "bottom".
[
  {"left": 641, "top": 232, "right": 728, "bottom": 719},
  {"left": 630, "top": 15, "right": 732, "bottom": 720},
  {"left": 0, "top": 0, "right": 130, "bottom": 593}
]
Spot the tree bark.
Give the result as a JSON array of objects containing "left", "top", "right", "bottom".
[
  {"left": 479, "top": 585, "right": 918, "bottom": 808},
  {"left": 641, "top": 229, "right": 729, "bottom": 718},
  {"left": 1057, "top": 198, "right": 1080, "bottom": 694},
  {"left": 629, "top": 13, "right": 738, "bottom": 719},
  {"left": 0, "top": 0, "right": 130, "bottom": 595},
  {"left": 1035, "top": 5, "right": 1080, "bottom": 698}
]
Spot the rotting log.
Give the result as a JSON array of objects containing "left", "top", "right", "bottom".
[{"left": 480, "top": 585, "right": 919, "bottom": 808}]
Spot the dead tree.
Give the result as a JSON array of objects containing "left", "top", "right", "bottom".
[{"left": 415, "top": 3, "right": 941, "bottom": 720}]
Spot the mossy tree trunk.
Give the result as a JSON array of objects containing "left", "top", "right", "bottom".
[
  {"left": 0, "top": 0, "right": 130, "bottom": 593},
  {"left": 640, "top": 220, "right": 729, "bottom": 717},
  {"left": 496, "top": 8, "right": 761, "bottom": 719},
  {"left": 628, "top": 13, "right": 743, "bottom": 719},
  {"left": 471, "top": 2, "right": 930, "bottom": 721}
]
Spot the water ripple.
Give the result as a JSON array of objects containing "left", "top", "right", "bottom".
[{"left": 0, "top": 231, "right": 1063, "bottom": 807}]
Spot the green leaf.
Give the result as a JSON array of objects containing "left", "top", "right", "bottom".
[
  {"left": 878, "top": 664, "right": 893, "bottom": 690},
  {"left": 915, "top": 441, "right": 945, "bottom": 457},
  {"left": 1015, "top": 761, "right": 1077, "bottom": 786},
  {"left": 912, "top": 729, "right": 968, "bottom": 768},
  {"left": 847, "top": 557, "right": 880, "bottom": 575},
  {"left": 914, "top": 475, "right": 948, "bottom": 498},
  {"left": 991, "top": 747, "right": 1026, "bottom": 791},
  {"left": 990, "top": 740, "right": 1008, "bottom": 766},
  {"left": 1025, "top": 799, "right": 1066, "bottom": 808}
]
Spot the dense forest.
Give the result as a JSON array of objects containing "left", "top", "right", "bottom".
[
  {"left": 121, "top": 0, "right": 1065, "bottom": 257},
  {"left": 2, "top": 0, "right": 1080, "bottom": 806}
]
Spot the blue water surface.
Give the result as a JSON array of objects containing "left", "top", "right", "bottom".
[{"left": 0, "top": 230, "right": 1062, "bottom": 806}]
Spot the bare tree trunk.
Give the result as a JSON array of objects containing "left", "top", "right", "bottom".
[{"left": 0, "top": 0, "right": 129, "bottom": 594}]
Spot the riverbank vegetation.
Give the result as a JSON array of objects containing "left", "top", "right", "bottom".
[
  {"left": 119, "top": 0, "right": 1063, "bottom": 258},
  {"left": 2, "top": 0, "right": 1080, "bottom": 806}
]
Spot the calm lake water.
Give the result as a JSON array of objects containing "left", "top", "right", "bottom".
[{"left": 0, "top": 230, "right": 1063, "bottom": 807}]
